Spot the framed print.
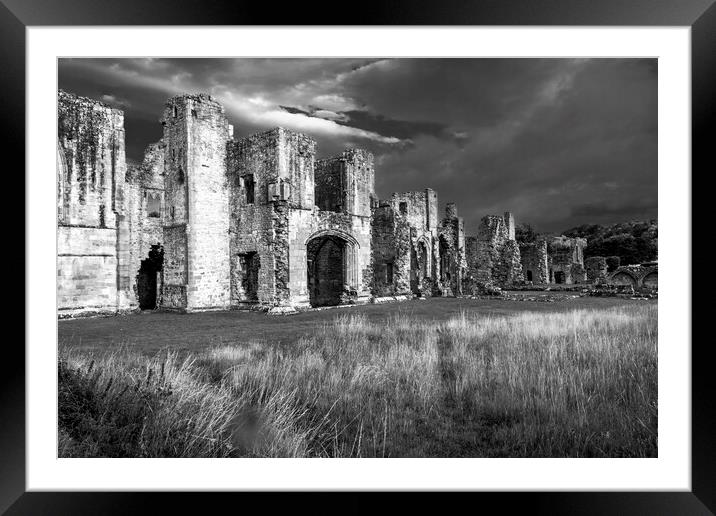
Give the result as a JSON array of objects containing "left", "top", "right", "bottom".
[{"left": 5, "top": 0, "right": 714, "bottom": 512}]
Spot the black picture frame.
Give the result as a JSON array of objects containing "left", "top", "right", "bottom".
[{"left": 5, "top": 0, "right": 712, "bottom": 513}]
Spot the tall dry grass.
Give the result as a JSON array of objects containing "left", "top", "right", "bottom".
[{"left": 58, "top": 304, "right": 657, "bottom": 457}]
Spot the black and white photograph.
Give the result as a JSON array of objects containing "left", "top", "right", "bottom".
[{"left": 54, "top": 57, "right": 659, "bottom": 459}]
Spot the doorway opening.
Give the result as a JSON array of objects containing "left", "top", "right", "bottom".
[
  {"left": 137, "top": 244, "right": 164, "bottom": 310},
  {"left": 239, "top": 252, "right": 260, "bottom": 301},
  {"left": 307, "top": 235, "right": 347, "bottom": 307}
]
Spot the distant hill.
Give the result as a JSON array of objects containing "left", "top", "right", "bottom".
[{"left": 562, "top": 220, "right": 658, "bottom": 266}]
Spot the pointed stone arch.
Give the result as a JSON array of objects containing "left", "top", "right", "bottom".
[
  {"left": 305, "top": 229, "right": 360, "bottom": 307},
  {"left": 303, "top": 229, "right": 360, "bottom": 249}
]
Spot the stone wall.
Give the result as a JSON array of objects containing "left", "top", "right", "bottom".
[
  {"left": 57, "top": 91, "right": 130, "bottom": 314},
  {"left": 316, "top": 149, "right": 375, "bottom": 217},
  {"left": 126, "top": 142, "right": 166, "bottom": 308},
  {"left": 500, "top": 240, "right": 524, "bottom": 285},
  {"left": 503, "top": 211, "right": 516, "bottom": 240},
  {"left": 279, "top": 129, "right": 316, "bottom": 210},
  {"left": 161, "top": 94, "right": 233, "bottom": 311},
  {"left": 162, "top": 224, "right": 187, "bottom": 308},
  {"left": 390, "top": 190, "right": 438, "bottom": 296},
  {"left": 369, "top": 190, "right": 442, "bottom": 298},
  {"left": 228, "top": 128, "right": 320, "bottom": 308},
  {"left": 466, "top": 212, "right": 522, "bottom": 292},
  {"left": 370, "top": 203, "right": 400, "bottom": 296},
  {"left": 227, "top": 129, "right": 282, "bottom": 306},
  {"left": 290, "top": 205, "right": 373, "bottom": 306},
  {"left": 227, "top": 127, "right": 372, "bottom": 309},
  {"left": 437, "top": 204, "right": 466, "bottom": 295},
  {"left": 464, "top": 236, "right": 479, "bottom": 290},
  {"left": 57, "top": 90, "right": 125, "bottom": 229},
  {"left": 548, "top": 236, "right": 587, "bottom": 284},
  {"left": 314, "top": 158, "right": 343, "bottom": 213},
  {"left": 519, "top": 240, "right": 549, "bottom": 284},
  {"left": 585, "top": 256, "right": 608, "bottom": 284},
  {"left": 57, "top": 226, "right": 119, "bottom": 312}
]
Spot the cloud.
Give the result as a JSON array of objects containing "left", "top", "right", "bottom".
[
  {"left": 100, "top": 94, "right": 131, "bottom": 109},
  {"left": 59, "top": 57, "right": 657, "bottom": 233},
  {"left": 63, "top": 58, "right": 406, "bottom": 147},
  {"left": 571, "top": 199, "right": 658, "bottom": 218}
]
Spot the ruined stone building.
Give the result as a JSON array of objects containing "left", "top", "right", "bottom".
[
  {"left": 546, "top": 235, "right": 587, "bottom": 284},
  {"left": 517, "top": 235, "right": 588, "bottom": 285},
  {"left": 465, "top": 212, "right": 523, "bottom": 292},
  {"left": 519, "top": 240, "right": 550, "bottom": 284},
  {"left": 57, "top": 90, "right": 614, "bottom": 316},
  {"left": 608, "top": 262, "right": 658, "bottom": 289},
  {"left": 585, "top": 256, "right": 608, "bottom": 284}
]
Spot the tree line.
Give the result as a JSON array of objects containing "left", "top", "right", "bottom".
[{"left": 515, "top": 220, "right": 658, "bottom": 267}]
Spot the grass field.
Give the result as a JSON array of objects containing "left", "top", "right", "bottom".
[
  {"left": 59, "top": 294, "right": 651, "bottom": 354},
  {"left": 58, "top": 298, "right": 658, "bottom": 458}
]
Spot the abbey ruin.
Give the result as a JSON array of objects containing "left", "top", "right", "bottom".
[{"left": 57, "top": 91, "right": 654, "bottom": 316}]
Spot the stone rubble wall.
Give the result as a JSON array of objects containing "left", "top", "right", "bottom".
[
  {"left": 465, "top": 212, "right": 522, "bottom": 293},
  {"left": 585, "top": 256, "right": 608, "bottom": 283},
  {"left": 227, "top": 129, "right": 282, "bottom": 306},
  {"left": 384, "top": 190, "right": 439, "bottom": 296},
  {"left": 437, "top": 205, "right": 466, "bottom": 296},
  {"left": 547, "top": 236, "right": 587, "bottom": 284},
  {"left": 125, "top": 142, "right": 166, "bottom": 308},
  {"left": 370, "top": 204, "right": 399, "bottom": 296},
  {"left": 315, "top": 149, "right": 375, "bottom": 217},
  {"left": 278, "top": 129, "right": 316, "bottom": 210},
  {"left": 314, "top": 157, "right": 343, "bottom": 213},
  {"left": 519, "top": 240, "right": 549, "bottom": 284}
]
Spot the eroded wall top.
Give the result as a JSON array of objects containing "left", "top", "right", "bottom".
[{"left": 58, "top": 90, "right": 127, "bottom": 227}]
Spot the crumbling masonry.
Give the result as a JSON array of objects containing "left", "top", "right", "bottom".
[{"left": 57, "top": 91, "right": 602, "bottom": 315}]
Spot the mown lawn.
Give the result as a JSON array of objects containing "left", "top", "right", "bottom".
[{"left": 58, "top": 299, "right": 658, "bottom": 458}]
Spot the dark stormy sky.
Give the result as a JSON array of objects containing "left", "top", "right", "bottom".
[{"left": 58, "top": 58, "right": 657, "bottom": 233}]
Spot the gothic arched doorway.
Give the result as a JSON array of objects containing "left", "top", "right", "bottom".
[{"left": 307, "top": 235, "right": 347, "bottom": 307}]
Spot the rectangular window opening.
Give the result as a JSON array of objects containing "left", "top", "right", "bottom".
[{"left": 245, "top": 175, "right": 255, "bottom": 204}]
